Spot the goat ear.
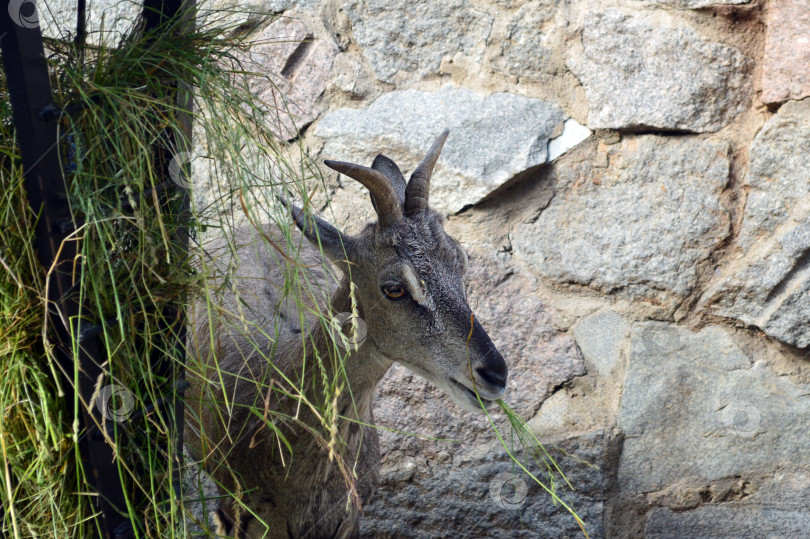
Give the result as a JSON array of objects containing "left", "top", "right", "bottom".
[
  {"left": 371, "top": 154, "right": 406, "bottom": 207},
  {"left": 278, "top": 197, "right": 354, "bottom": 269}
]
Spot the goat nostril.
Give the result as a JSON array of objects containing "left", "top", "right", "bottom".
[{"left": 476, "top": 366, "right": 507, "bottom": 388}]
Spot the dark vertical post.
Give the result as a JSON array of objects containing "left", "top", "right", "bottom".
[
  {"left": 140, "top": 0, "right": 194, "bottom": 508},
  {"left": 0, "top": 2, "right": 130, "bottom": 538}
]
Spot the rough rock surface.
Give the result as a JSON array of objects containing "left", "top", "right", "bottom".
[
  {"left": 37, "top": 0, "right": 138, "bottom": 45},
  {"left": 619, "top": 323, "right": 810, "bottom": 493},
  {"left": 202, "top": 0, "right": 270, "bottom": 28},
  {"left": 491, "top": 1, "right": 554, "bottom": 80},
  {"left": 645, "top": 473, "right": 810, "bottom": 537},
  {"left": 569, "top": 9, "right": 751, "bottom": 132},
  {"left": 700, "top": 100, "right": 810, "bottom": 348},
  {"left": 573, "top": 311, "right": 628, "bottom": 377},
  {"left": 344, "top": 0, "right": 493, "bottom": 83},
  {"left": 314, "top": 86, "right": 566, "bottom": 214},
  {"left": 183, "top": 455, "right": 220, "bottom": 536},
  {"left": 373, "top": 253, "right": 585, "bottom": 458},
  {"left": 264, "top": 0, "right": 320, "bottom": 13},
  {"left": 641, "top": 0, "right": 751, "bottom": 7},
  {"left": 704, "top": 214, "right": 810, "bottom": 349},
  {"left": 512, "top": 136, "right": 731, "bottom": 308},
  {"left": 738, "top": 99, "right": 810, "bottom": 249},
  {"left": 329, "top": 52, "right": 375, "bottom": 100},
  {"left": 248, "top": 14, "right": 338, "bottom": 140},
  {"left": 761, "top": 0, "right": 810, "bottom": 105},
  {"left": 364, "top": 429, "right": 620, "bottom": 538}
]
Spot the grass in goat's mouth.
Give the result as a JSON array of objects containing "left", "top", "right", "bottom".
[
  {"left": 492, "top": 399, "right": 590, "bottom": 538},
  {"left": 463, "top": 317, "right": 589, "bottom": 537},
  {"left": 450, "top": 377, "right": 496, "bottom": 405}
]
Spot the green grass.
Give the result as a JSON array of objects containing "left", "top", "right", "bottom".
[
  {"left": 495, "top": 400, "right": 590, "bottom": 537},
  {"left": 464, "top": 318, "right": 590, "bottom": 538},
  {"left": 0, "top": 161, "right": 89, "bottom": 538},
  {"left": 0, "top": 2, "right": 327, "bottom": 535},
  {"left": 0, "top": 1, "right": 590, "bottom": 536}
]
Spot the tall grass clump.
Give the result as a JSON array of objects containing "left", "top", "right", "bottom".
[
  {"left": 0, "top": 117, "right": 93, "bottom": 538},
  {"left": 0, "top": 1, "right": 325, "bottom": 535}
]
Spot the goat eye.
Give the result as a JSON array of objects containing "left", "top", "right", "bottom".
[{"left": 382, "top": 284, "right": 408, "bottom": 300}]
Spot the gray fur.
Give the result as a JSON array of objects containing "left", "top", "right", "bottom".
[{"left": 185, "top": 135, "right": 508, "bottom": 538}]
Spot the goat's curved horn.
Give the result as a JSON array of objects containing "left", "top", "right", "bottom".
[
  {"left": 324, "top": 160, "right": 403, "bottom": 228},
  {"left": 405, "top": 129, "right": 449, "bottom": 215}
]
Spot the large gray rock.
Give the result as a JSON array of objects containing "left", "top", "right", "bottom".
[
  {"left": 343, "top": 0, "right": 493, "bottom": 83},
  {"left": 699, "top": 100, "right": 810, "bottom": 348},
  {"left": 491, "top": 1, "right": 554, "bottom": 80},
  {"left": 738, "top": 100, "right": 810, "bottom": 249},
  {"left": 364, "top": 429, "right": 620, "bottom": 538},
  {"left": 512, "top": 136, "right": 731, "bottom": 309},
  {"left": 645, "top": 473, "right": 810, "bottom": 538},
  {"left": 373, "top": 253, "right": 585, "bottom": 459},
  {"left": 647, "top": 505, "right": 809, "bottom": 538},
  {"left": 573, "top": 311, "right": 628, "bottom": 377},
  {"left": 314, "top": 86, "right": 567, "bottom": 214},
  {"left": 618, "top": 323, "right": 810, "bottom": 493},
  {"left": 703, "top": 215, "right": 810, "bottom": 349},
  {"left": 569, "top": 9, "right": 751, "bottom": 132}
]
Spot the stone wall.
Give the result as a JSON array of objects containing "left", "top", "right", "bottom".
[
  {"left": 234, "top": 1, "right": 810, "bottom": 537},
  {"left": 46, "top": 0, "right": 810, "bottom": 536}
]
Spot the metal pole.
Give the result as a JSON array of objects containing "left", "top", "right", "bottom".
[{"left": 141, "top": 0, "right": 194, "bottom": 515}]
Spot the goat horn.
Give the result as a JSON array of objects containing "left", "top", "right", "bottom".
[
  {"left": 405, "top": 129, "right": 449, "bottom": 215},
  {"left": 324, "top": 160, "right": 403, "bottom": 228}
]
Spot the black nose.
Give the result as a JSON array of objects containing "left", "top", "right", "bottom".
[
  {"left": 467, "top": 314, "right": 508, "bottom": 389},
  {"left": 477, "top": 364, "right": 507, "bottom": 388}
]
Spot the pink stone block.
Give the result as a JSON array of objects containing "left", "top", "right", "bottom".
[{"left": 761, "top": 0, "right": 810, "bottom": 105}]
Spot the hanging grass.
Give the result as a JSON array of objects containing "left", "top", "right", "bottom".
[
  {"left": 0, "top": 2, "right": 320, "bottom": 535},
  {"left": 0, "top": 152, "right": 90, "bottom": 538},
  {"left": 0, "top": 1, "right": 589, "bottom": 536}
]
